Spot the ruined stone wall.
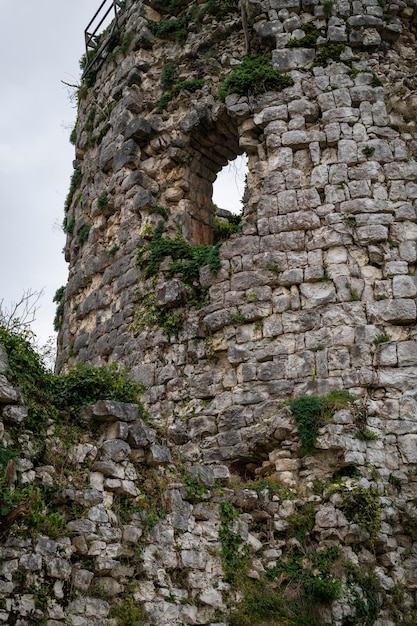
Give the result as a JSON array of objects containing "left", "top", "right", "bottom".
[{"left": 35, "top": 0, "right": 417, "bottom": 621}]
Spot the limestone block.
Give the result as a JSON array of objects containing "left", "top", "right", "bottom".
[
  {"left": 124, "top": 117, "right": 152, "bottom": 145},
  {"left": 348, "top": 14, "right": 382, "bottom": 28},
  {"left": 256, "top": 20, "right": 284, "bottom": 39},
  {"left": 323, "top": 108, "right": 359, "bottom": 124},
  {"left": 156, "top": 279, "right": 186, "bottom": 308},
  {"left": 397, "top": 341, "right": 417, "bottom": 366},
  {"left": 0, "top": 345, "right": 9, "bottom": 374},
  {"left": 300, "top": 282, "right": 337, "bottom": 307},
  {"left": 372, "top": 101, "right": 389, "bottom": 126},
  {"left": 220, "top": 236, "right": 260, "bottom": 259},
  {"left": 338, "top": 139, "right": 358, "bottom": 164},
  {"left": 355, "top": 224, "right": 388, "bottom": 245},
  {"left": 367, "top": 299, "right": 416, "bottom": 325},
  {"left": 0, "top": 375, "right": 19, "bottom": 403},
  {"left": 113, "top": 139, "right": 139, "bottom": 172},
  {"left": 384, "top": 161, "right": 417, "bottom": 181},
  {"left": 311, "top": 164, "right": 328, "bottom": 189},
  {"left": 181, "top": 549, "right": 206, "bottom": 570},
  {"left": 80, "top": 400, "right": 140, "bottom": 423},
  {"left": 101, "top": 439, "right": 131, "bottom": 462},
  {"left": 272, "top": 48, "right": 315, "bottom": 72},
  {"left": 392, "top": 275, "right": 417, "bottom": 298},
  {"left": 2, "top": 405, "right": 27, "bottom": 423},
  {"left": 47, "top": 558, "right": 72, "bottom": 580},
  {"left": 384, "top": 262, "right": 409, "bottom": 277},
  {"left": 281, "top": 129, "right": 312, "bottom": 148},
  {"left": 398, "top": 434, "right": 417, "bottom": 463},
  {"left": 315, "top": 506, "right": 348, "bottom": 528},
  {"left": 340, "top": 198, "right": 392, "bottom": 213},
  {"left": 270, "top": 0, "right": 300, "bottom": 10},
  {"left": 93, "top": 460, "right": 125, "bottom": 478},
  {"left": 254, "top": 105, "right": 288, "bottom": 125},
  {"left": 288, "top": 98, "right": 318, "bottom": 122},
  {"left": 376, "top": 344, "right": 397, "bottom": 367},
  {"left": 128, "top": 420, "right": 156, "bottom": 448},
  {"left": 328, "top": 23, "right": 347, "bottom": 42},
  {"left": 66, "top": 518, "right": 96, "bottom": 534},
  {"left": 379, "top": 367, "right": 417, "bottom": 390},
  {"left": 146, "top": 444, "right": 172, "bottom": 466}
]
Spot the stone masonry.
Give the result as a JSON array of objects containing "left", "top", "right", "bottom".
[{"left": 1, "top": 0, "right": 413, "bottom": 622}]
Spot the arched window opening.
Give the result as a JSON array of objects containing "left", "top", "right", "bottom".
[{"left": 213, "top": 154, "right": 248, "bottom": 216}]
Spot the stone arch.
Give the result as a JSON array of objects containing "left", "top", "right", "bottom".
[{"left": 175, "top": 106, "right": 244, "bottom": 245}]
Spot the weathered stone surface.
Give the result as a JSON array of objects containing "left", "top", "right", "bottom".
[
  {"left": 0, "top": 375, "right": 19, "bottom": 403},
  {"left": 80, "top": 400, "right": 140, "bottom": 423},
  {"left": 156, "top": 280, "right": 186, "bottom": 308},
  {"left": 366, "top": 299, "right": 416, "bottom": 325},
  {"left": 128, "top": 420, "right": 156, "bottom": 448}
]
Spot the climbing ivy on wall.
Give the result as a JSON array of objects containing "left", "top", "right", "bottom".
[
  {"left": 136, "top": 222, "right": 221, "bottom": 282},
  {"left": 218, "top": 55, "right": 294, "bottom": 101}
]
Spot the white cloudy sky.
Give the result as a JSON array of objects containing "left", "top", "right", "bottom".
[
  {"left": 0, "top": 0, "right": 99, "bottom": 346},
  {"left": 0, "top": 0, "right": 245, "bottom": 351}
]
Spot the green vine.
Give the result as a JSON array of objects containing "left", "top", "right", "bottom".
[
  {"left": 289, "top": 390, "right": 353, "bottom": 454},
  {"left": 218, "top": 55, "right": 294, "bottom": 101}
]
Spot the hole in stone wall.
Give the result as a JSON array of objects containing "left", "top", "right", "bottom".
[{"left": 213, "top": 154, "right": 248, "bottom": 216}]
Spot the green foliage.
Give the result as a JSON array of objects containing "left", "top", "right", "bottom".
[
  {"left": 346, "top": 281, "right": 360, "bottom": 301},
  {"left": 97, "top": 191, "right": 109, "bottom": 209},
  {"left": 0, "top": 326, "right": 58, "bottom": 429},
  {"left": 133, "top": 297, "right": 184, "bottom": 338},
  {"left": 289, "top": 396, "right": 322, "bottom": 455},
  {"left": 344, "top": 216, "right": 356, "bottom": 227},
  {"left": 62, "top": 216, "right": 75, "bottom": 235},
  {"left": 219, "top": 501, "right": 250, "bottom": 584},
  {"left": 289, "top": 391, "right": 353, "bottom": 454},
  {"left": 344, "top": 564, "right": 381, "bottom": 625},
  {"left": 227, "top": 312, "right": 247, "bottom": 325},
  {"left": 214, "top": 210, "right": 242, "bottom": 243},
  {"left": 161, "top": 63, "right": 178, "bottom": 91},
  {"left": 323, "top": 0, "right": 334, "bottom": 16},
  {"left": 119, "top": 31, "right": 135, "bottom": 54},
  {"left": 342, "top": 485, "right": 382, "bottom": 546},
  {"left": 149, "top": 17, "right": 187, "bottom": 43},
  {"left": 108, "top": 245, "right": 120, "bottom": 257},
  {"left": 266, "top": 263, "right": 279, "bottom": 272},
  {"left": 284, "top": 501, "right": 316, "bottom": 544},
  {"left": 373, "top": 332, "right": 392, "bottom": 344},
  {"left": 69, "top": 125, "right": 77, "bottom": 145},
  {"left": 64, "top": 167, "right": 82, "bottom": 213},
  {"left": 218, "top": 55, "right": 294, "bottom": 101},
  {"left": 149, "top": 205, "right": 168, "bottom": 220},
  {"left": 0, "top": 327, "right": 146, "bottom": 430},
  {"left": 156, "top": 78, "right": 205, "bottom": 112},
  {"left": 357, "top": 428, "right": 380, "bottom": 441},
  {"left": 287, "top": 23, "right": 321, "bottom": 48},
  {"left": 108, "top": 596, "right": 146, "bottom": 625},
  {"left": 362, "top": 145, "right": 376, "bottom": 157},
  {"left": 229, "top": 582, "right": 287, "bottom": 626},
  {"left": 183, "top": 474, "right": 209, "bottom": 503},
  {"left": 231, "top": 545, "right": 342, "bottom": 626},
  {"left": 370, "top": 74, "right": 382, "bottom": 87},
  {"left": 314, "top": 43, "right": 346, "bottom": 66},
  {"left": 137, "top": 222, "right": 221, "bottom": 284},
  {"left": 53, "top": 286, "right": 66, "bottom": 332},
  {"left": 52, "top": 361, "right": 146, "bottom": 420},
  {"left": 388, "top": 474, "right": 402, "bottom": 489},
  {"left": 207, "top": 0, "right": 239, "bottom": 17},
  {"left": 77, "top": 225, "right": 91, "bottom": 247},
  {"left": 0, "top": 443, "right": 17, "bottom": 472}
]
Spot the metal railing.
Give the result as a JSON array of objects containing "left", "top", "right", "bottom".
[{"left": 82, "top": 0, "right": 124, "bottom": 79}]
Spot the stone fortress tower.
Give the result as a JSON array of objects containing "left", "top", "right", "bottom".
[{"left": 52, "top": 0, "right": 417, "bottom": 621}]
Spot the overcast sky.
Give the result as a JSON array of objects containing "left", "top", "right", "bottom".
[{"left": 0, "top": 0, "right": 245, "bottom": 352}]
